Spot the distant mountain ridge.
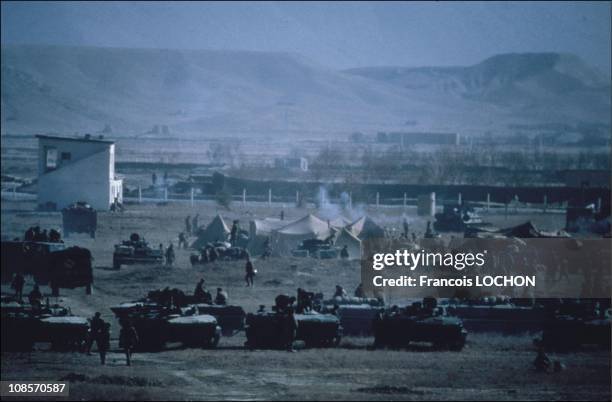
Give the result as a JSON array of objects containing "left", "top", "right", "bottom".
[{"left": 1, "top": 45, "right": 609, "bottom": 136}]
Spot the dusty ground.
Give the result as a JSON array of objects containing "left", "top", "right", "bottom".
[{"left": 1, "top": 200, "right": 610, "bottom": 401}]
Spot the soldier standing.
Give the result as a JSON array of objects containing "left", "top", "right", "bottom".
[
  {"left": 87, "top": 312, "right": 105, "bottom": 355},
  {"left": 534, "top": 347, "right": 551, "bottom": 372},
  {"left": 194, "top": 278, "right": 206, "bottom": 300},
  {"left": 230, "top": 220, "right": 240, "bottom": 245},
  {"left": 165, "top": 244, "right": 175, "bottom": 267},
  {"left": 119, "top": 320, "right": 139, "bottom": 366},
  {"left": 97, "top": 323, "right": 111, "bottom": 365},
  {"left": 245, "top": 257, "right": 256, "bottom": 287},
  {"left": 185, "top": 215, "right": 191, "bottom": 236},
  {"left": 11, "top": 273, "right": 25, "bottom": 301},
  {"left": 354, "top": 283, "right": 365, "bottom": 298},
  {"left": 403, "top": 218, "right": 409, "bottom": 239},
  {"left": 178, "top": 232, "right": 188, "bottom": 249},
  {"left": 192, "top": 214, "right": 199, "bottom": 234}
]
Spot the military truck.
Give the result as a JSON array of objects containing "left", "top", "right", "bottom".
[
  {"left": 1, "top": 241, "right": 93, "bottom": 296},
  {"left": 373, "top": 298, "right": 468, "bottom": 350},
  {"left": 62, "top": 202, "right": 97, "bottom": 238},
  {"left": 1, "top": 297, "right": 89, "bottom": 351},
  {"left": 110, "top": 303, "right": 221, "bottom": 351},
  {"left": 433, "top": 204, "right": 486, "bottom": 232},
  {"left": 113, "top": 233, "right": 163, "bottom": 270}
]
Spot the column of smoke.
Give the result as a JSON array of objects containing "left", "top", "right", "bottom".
[
  {"left": 316, "top": 185, "right": 417, "bottom": 235},
  {"left": 316, "top": 185, "right": 366, "bottom": 222}
]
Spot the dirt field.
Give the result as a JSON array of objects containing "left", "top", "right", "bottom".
[{"left": 1, "top": 200, "right": 610, "bottom": 401}]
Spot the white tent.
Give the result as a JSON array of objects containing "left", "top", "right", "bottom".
[
  {"left": 334, "top": 227, "right": 362, "bottom": 260},
  {"left": 272, "top": 214, "right": 334, "bottom": 255},
  {"left": 190, "top": 214, "right": 230, "bottom": 249},
  {"left": 247, "top": 218, "right": 291, "bottom": 255},
  {"left": 347, "top": 216, "right": 385, "bottom": 240}
]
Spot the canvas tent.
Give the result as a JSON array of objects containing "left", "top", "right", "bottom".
[
  {"left": 272, "top": 214, "right": 334, "bottom": 255},
  {"left": 247, "top": 218, "right": 291, "bottom": 255},
  {"left": 329, "top": 216, "right": 352, "bottom": 230},
  {"left": 334, "top": 227, "right": 362, "bottom": 260},
  {"left": 190, "top": 214, "right": 230, "bottom": 249},
  {"left": 347, "top": 216, "right": 385, "bottom": 240}
]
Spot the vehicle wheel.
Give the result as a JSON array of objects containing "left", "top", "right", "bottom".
[{"left": 449, "top": 340, "right": 465, "bottom": 351}]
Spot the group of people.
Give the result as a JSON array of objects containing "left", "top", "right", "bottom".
[
  {"left": 87, "top": 312, "right": 139, "bottom": 366},
  {"left": 184, "top": 214, "right": 199, "bottom": 236},
  {"left": 23, "top": 226, "right": 62, "bottom": 243},
  {"left": 193, "top": 278, "right": 229, "bottom": 305},
  {"left": 10, "top": 273, "right": 43, "bottom": 306}
]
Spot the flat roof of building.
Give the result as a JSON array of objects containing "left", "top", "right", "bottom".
[{"left": 35, "top": 134, "right": 115, "bottom": 144}]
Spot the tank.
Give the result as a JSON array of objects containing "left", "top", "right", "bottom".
[
  {"left": 245, "top": 310, "right": 342, "bottom": 349},
  {"left": 110, "top": 303, "right": 221, "bottom": 351},
  {"left": 1, "top": 297, "right": 89, "bottom": 351},
  {"left": 62, "top": 202, "right": 97, "bottom": 238},
  {"left": 433, "top": 204, "right": 485, "bottom": 232},
  {"left": 373, "top": 299, "right": 468, "bottom": 350},
  {"left": 1, "top": 241, "right": 93, "bottom": 296},
  {"left": 112, "top": 233, "right": 163, "bottom": 269}
]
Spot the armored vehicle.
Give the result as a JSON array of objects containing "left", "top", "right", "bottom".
[
  {"left": 291, "top": 238, "right": 338, "bottom": 259},
  {"left": 113, "top": 288, "right": 245, "bottom": 336},
  {"left": 1, "top": 297, "right": 89, "bottom": 351},
  {"left": 442, "top": 298, "right": 547, "bottom": 333},
  {"left": 540, "top": 299, "right": 611, "bottom": 350},
  {"left": 110, "top": 303, "right": 221, "bottom": 350},
  {"left": 433, "top": 204, "right": 485, "bottom": 232},
  {"left": 245, "top": 310, "right": 342, "bottom": 349},
  {"left": 190, "top": 242, "right": 249, "bottom": 266},
  {"left": 113, "top": 233, "right": 163, "bottom": 269},
  {"left": 373, "top": 298, "right": 467, "bottom": 350},
  {"left": 245, "top": 290, "right": 342, "bottom": 349},
  {"left": 322, "top": 296, "right": 384, "bottom": 336},
  {"left": 1, "top": 241, "right": 93, "bottom": 296},
  {"left": 62, "top": 202, "right": 97, "bottom": 238}
]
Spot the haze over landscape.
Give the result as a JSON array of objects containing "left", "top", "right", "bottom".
[{"left": 1, "top": 1, "right": 610, "bottom": 137}]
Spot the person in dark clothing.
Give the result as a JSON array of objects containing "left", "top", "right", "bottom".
[
  {"left": 165, "top": 244, "right": 175, "bottom": 267},
  {"left": 403, "top": 218, "right": 410, "bottom": 239},
  {"left": 119, "top": 320, "right": 139, "bottom": 366},
  {"left": 185, "top": 216, "right": 191, "bottom": 236},
  {"left": 261, "top": 237, "right": 272, "bottom": 260},
  {"left": 192, "top": 214, "right": 199, "bottom": 234},
  {"left": 11, "top": 273, "right": 25, "bottom": 301},
  {"left": 87, "top": 312, "right": 105, "bottom": 355},
  {"left": 245, "top": 257, "right": 256, "bottom": 287},
  {"left": 215, "top": 288, "right": 228, "bottom": 305},
  {"left": 178, "top": 232, "right": 188, "bottom": 249},
  {"left": 97, "top": 323, "right": 111, "bottom": 365},
  {"left": 340, "top": 245, "right": 349, "bottom": 259},
  {"left": 230, "top": 220, "right": 240, "bottom": 245},
  {"left": 28, "top": 284, "right": 43, "bottom": 306}
]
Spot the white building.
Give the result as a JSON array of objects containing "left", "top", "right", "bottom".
[{"left": 37, "top": 134, "right": 122, "bottom": 211}]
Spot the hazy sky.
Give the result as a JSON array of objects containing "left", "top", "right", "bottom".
[{"left": 2, "top": 1, "right": 610, "bottom": 72}]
